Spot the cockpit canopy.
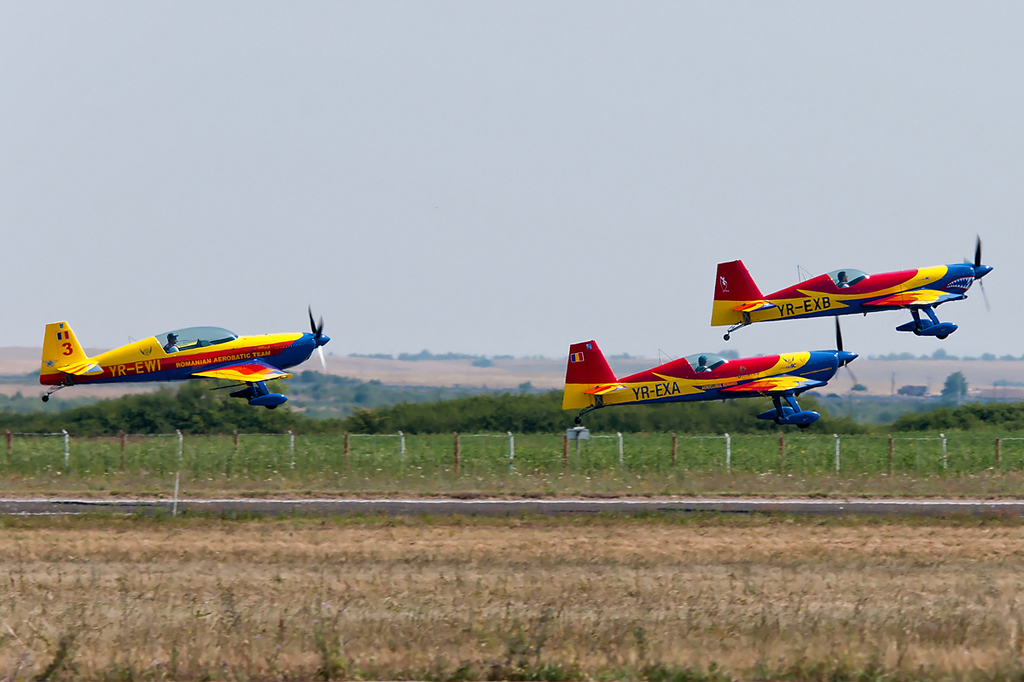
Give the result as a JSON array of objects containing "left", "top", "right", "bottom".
[
  {"left": 827, "top": 268, "right": 869, "bottom": 288},
  {"left": 157, "top": 326, "right": 237, "bottom": 352},
  {"left": 684, "top": 352, "right": 727, "bottom": 373}
]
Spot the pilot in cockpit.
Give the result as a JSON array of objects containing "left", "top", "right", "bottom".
[
  {"left": 695, "top": 355, "right": 711, "bottom": 372},
  {"left": 163, "top": 333, "right": 179, "bottom": 354},
  {"left": 837, "top": 271, "right": 849, "bottom": 288}
]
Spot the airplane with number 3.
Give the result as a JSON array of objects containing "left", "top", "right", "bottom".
[
  {"left": 712, "top": 237, "right": 992, "bottom": 341},
  {"left": 39, "top": 309, "right": 330, "bottom": 409},
  {"left": 563, "top": 320, "right": 857, "bottom": 428}
]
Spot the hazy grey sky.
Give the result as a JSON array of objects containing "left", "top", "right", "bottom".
[{"left": 1, "top": 3, "right": 1020, "bottom": 361}]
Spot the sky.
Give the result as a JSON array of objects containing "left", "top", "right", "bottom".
[{"left": 1, "top": 2, "right": 1020, "bottom": 361}]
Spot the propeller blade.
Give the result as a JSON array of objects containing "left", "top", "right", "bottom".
[
  {"left": 980, "top": 279, "right": 991, "bottom": 312},
  {"left": 845, "top": 364, "right": 860, "bottom": 388},
  {"left": 308, "top": 306, "right": 325, "bottom": 340},
  {"left": 318, "top": 345, "right": 327, "bottom": 372},
  {"left": 835, "top": 317, "right": 843, "bottom": 352},
  {"left": 975, "top": 235, "right": 983, "bottom": 269}
]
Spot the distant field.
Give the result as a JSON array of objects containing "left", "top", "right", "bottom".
[
  {"left": 3, "top": 431, "right": 1024, "bottom": 498},
  {"left": 3, "top": 514, "right": 1024, "bottom": 681}
]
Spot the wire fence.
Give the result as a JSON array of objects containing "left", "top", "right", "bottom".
[{"left": 4, "top": 428, "right": 1020, "bottom": 482}]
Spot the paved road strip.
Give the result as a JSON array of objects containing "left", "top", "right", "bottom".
[{"left": 2, "top": 497, "right": 1024, "bottom": 517}]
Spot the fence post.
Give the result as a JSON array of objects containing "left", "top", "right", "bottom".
[
  {"left": 563, "top": 433, "right": 568, "bottom": 475},
  {"left": 508, "top": 431, "right": 514, "bottom": 473},
  {"left": 779, "top": 431, "right": 784, "bottom": 474},
  {"left": 62, "top": 429, "right": 69, "bottom": 474},
  {"left": 119, "top": 430, "right": 126, "bottom": 471},
  {"left": 173, "top": 429, "right": 182, "bottom": 516},
  {"left": 940, "top": 433, "right": 947, "bottom": 471},
  {"left": 344, "top": 432, "right": 350, "bottom": 455},
  {"left": 888, "top": 434, "right": 893, "bottom": 475},
  {"left": 452, "top": 432, "right": 460, "bottom": 474},
  {"left": 5, "top": 429, "right": 11, "bottom": 465},
  {"left": 288, "top": 430, "right": 295, "bottom": 470},
  {"left": 399, "top": 430, "right": 406, "bottom": 455},
  {"left": 617, "top": 432, "right": 623, "bottom": 468},
  {"left": 834, "top": 434, "right": 840, "bottom": 475},
  {"left": 725, "top": 433, "right": 731, "bottom": 473},
  {"left": 671, "top": 432, "right": 677, "bottom": 466},
  {"left": 233, "top": 430, "right": 239, "bottom": 454},
  {"left": 996, "top": 437, "right": 1002, "bottom": 470}
]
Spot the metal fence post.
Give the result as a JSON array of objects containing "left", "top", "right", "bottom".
[
  {"left": 940, "top": 433, "right": 947, "bottom": 471},
  {"left": 563, "top": 433, "right": 568, "bottom": 475},
  {"left": 834, "top": 433, "right": 840, "bottom": 475},
  {"left": 888, "top": 434, "right": 894, "bottom": 476},
  {"left": 453, "top": 432, "right": 459, "bottom": 474},
  {"left": 996, "top": 437, "right": 1002, "bottom": 470},
  {"left": 617, "top": 432, "right": 623, "bottom": 468},
  {"left": 289, "top": 430, "right": 295, "bottom": 469},
  {"left": 508, "top": 431, "right": 514, "bottom": 473},
  {"left": 62, "top": 429, "right": 69, "bottom": 473},
  {"left": 671, "top": 432, "right": 677, "bottom": 466},
  {"left": 5, "top": 429, "right": 11, "bottom": 465},
  {"left": 779, "top": 431, "right": 784, "bottom": 474},
  {"left": 119, "top": 430, "right": 126, "bottom": 471},
  {"left": 173, "top": 429, "right": 182, "bottom": 516},
  {"left": 725, "top": 433, "right": 731, "bottom": 473},
  {"left": 399, "top": 430, "right": 406, "bottom": 455}
]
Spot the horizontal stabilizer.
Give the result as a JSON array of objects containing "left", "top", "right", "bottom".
[
  {"left": 192, "top": 359, "right": 292, "bottom": 383},
  {"left": 731, "top": 300, "right": 776, "bottom": 313},
  {"left": 583, "top": 383, "right": 627, "bottom": 396},
  {"left": 57, "top": 360, "right": 104, "bottom": 376}
]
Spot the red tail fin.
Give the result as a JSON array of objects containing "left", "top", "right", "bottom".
[
  {"left": 714, "top": 260, "right": 763, "bottom": 302},
  {"left": 563, "top": 340, "right": 617, "bottom": 409}
]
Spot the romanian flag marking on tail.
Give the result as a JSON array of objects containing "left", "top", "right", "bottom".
[
  {"left": 570, "top": 352, "right": 584, "bottom": 363},
  {"left": 56, "top": 331, "right": 68, "bottom": 340}
]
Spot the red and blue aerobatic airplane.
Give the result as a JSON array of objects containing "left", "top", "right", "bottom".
[
  {"left": 563, "top": 321, "right": 857, "bottom": 428},
  {"left": 39, "top": 309, "right": 330, "bottom": 409},
  {"left": 712, "top": 238, "right": 992, "bottom": 341}
]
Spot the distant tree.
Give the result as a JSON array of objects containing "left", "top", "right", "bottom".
[
  {"left": 851, "top": 384, "right": 867, "bottom": 392},
  {"left": 941, "top": 371, "right": 968, "bottom": 405}
]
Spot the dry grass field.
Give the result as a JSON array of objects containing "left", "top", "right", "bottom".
[{"left": 2, "top": 514, "right": 1024, "bottom": 681}]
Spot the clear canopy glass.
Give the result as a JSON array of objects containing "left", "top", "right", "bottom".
[
  {"left": 826, "top": 268, "right": 869, "bottom": 288},
  {"left": 683, "top": 353, "right": 727, "bottom": 373},
  {"left": 156, "top": 326, "right": 237, "bottom": 352}
]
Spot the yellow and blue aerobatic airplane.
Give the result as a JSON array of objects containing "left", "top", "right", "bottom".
[{"left": 39, "top": 309, "right": 330, "bottom": 408}]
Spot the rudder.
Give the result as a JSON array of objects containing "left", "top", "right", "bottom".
[
  {"left": 41, "top": 321, "right": 88, "bottom": 382},
  {"left": 711, "top": 260, "right": 764, "bottom": 326},
  {"left": 562, "top": 340, "right": 617, "bottom": 410}
]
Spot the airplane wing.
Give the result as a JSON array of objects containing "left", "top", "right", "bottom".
[
  {"left": 192, "top": 359, "right": 292, "bottom": 383},
  {"left": 583, "top": 383, "right": 627, "bottom": 396},
  {"left": 731, "top": 300, "right": 777, "bottom": 313},
  {"left": 721, "top": 376, "right": 826, "bottom": 394},
  {"left": 56, "top": 360, "right": 104, "bottom": 376},
  {"left": 863, "top": 290, "right": 962, "bottom": 308}
]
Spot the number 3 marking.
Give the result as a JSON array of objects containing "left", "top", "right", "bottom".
[{"left": 62, "top": 342, "right": 73, "bottom": 356}]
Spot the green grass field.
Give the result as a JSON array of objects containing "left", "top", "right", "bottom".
[{"left": 2, "top": 430, "right": 1023, "bottom": 497}]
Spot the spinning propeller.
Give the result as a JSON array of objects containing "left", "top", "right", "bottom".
[
  {"left": 308, "top": 306, "right": 329, "bottom": 371},
  {"left": 968, "top": 236, "right": 992, "bottom": 312},
  {"left": 834, "top": 318, "right": 860, "bottom": 388}
]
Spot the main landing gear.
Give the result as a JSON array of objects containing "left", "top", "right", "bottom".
[
  {"left": 756, "top": 394, "right": 820, "bottom": 428},
  {"left": 895, "top": 306, "right": 957, "bottom": 339}
]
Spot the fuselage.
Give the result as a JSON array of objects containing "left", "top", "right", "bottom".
[
  {"left": 595, "top": 350, "right": 846, "bottom": 408},
  {"left": 712, "top": 263, "right": 978, "bottom": 326},
  {"left": 40, "top": 332, "right": 321, "bottom": 386}
]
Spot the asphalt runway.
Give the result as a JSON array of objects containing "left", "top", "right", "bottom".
[{"left": 2, "top": 497, "right": 1024, "bottom": 517}]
